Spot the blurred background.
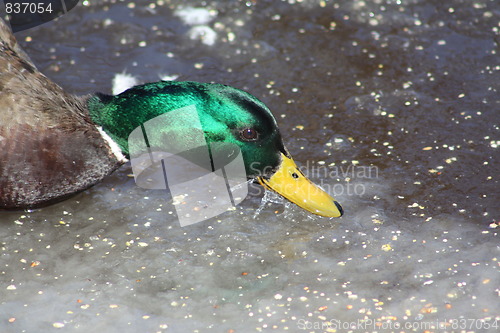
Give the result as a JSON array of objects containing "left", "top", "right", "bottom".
[{"left": 1, "top": 0, "right": 498, "bottom": 332}]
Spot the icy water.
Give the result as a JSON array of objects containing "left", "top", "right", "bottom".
[{"left": 1, "top": 0, "right": 499, "bottom": 332}]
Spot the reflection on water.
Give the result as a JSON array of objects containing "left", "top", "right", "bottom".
[{"left": 1, "top": 0, "right": 498, "bottom": 331}]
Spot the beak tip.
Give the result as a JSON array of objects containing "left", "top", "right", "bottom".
[{"left": 334, "top": 201, "right": 344, "bottom": 217}]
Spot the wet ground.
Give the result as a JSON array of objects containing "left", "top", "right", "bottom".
[{"left": 1, "top": 0, "right": 499, "bottom": 332}]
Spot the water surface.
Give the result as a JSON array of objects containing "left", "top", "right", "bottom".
[{"left": 1, "top": 0, "right": 498, "bottom": 332}]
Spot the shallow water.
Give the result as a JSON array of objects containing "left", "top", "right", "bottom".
[{"left": 1, "top": 0, "right": 499, "bottom": 332}]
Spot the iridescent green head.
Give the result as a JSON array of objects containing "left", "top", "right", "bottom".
[
  {"left": 88, "top": 81, "right": 287, "bottom": 178},
  {"left": 88, "top": 81, "right": 343, "bottom": 217}
]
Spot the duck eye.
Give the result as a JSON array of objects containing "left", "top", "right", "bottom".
[{"left": 239, "top": 127, "right": 259, "bottom": 141}]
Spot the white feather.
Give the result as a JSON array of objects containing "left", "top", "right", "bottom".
[{"left": 96, "top": 126, "right": 128, "bottom": 163}]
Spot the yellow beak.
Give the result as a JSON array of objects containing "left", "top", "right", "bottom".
[{"left": 257, "top": 153, "right": 343, "bottom": 217}]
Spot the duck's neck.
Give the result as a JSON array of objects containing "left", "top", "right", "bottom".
[
  {"left": 87, "top": 92, "right": 164, "bottom": 157},
  {"left": 88, "top": 94, "right": 126, "bottom": 156}
]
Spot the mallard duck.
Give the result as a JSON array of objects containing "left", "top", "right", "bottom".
[{"left": 0, "top": 18, "right": 342, "bottom": 217}]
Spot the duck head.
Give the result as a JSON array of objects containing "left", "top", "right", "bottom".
[{"left": 88, "top": 81, "right": 343, "bottom": 217}]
